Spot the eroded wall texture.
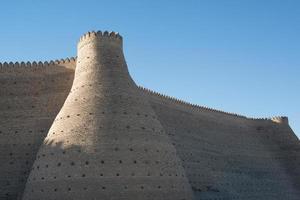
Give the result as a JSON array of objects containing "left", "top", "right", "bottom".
[
  {"left": 0, "top": 61, "right": 75, "bottom": 199},
  {"left": 0, "top": 31, "right": 299, "bottom": 200},
  {"left": 142, "top": 89, "right": 300, "bottom": 200}
]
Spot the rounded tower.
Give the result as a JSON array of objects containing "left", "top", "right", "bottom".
[{"left": 22, "top": 31, "right": 193, "bottom": 200}]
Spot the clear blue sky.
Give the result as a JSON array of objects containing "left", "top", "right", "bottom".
[{"left": 0, "top": 0, "right": 299, "bottom": 138}]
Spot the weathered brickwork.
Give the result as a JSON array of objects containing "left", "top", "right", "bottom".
[
  {"left": 142, "top": 91, "right": 300, "bottom": 200},
  {"left": 0, "top": 61, "right": 75, "bottom": 200},
  {"left": 0, "top": 30, "right": 299, "bottom": 200}
]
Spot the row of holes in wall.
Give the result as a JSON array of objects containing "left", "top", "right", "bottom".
[
  {"left": 0, "top": 102, "right": 65, "bottom": 110},
  {"left": 0, "top": 100, "right": 62, "bottom": 110},
  {"left": 69, "top": 84, "right": 138, "bottom": 99},
  {"left": 0, "top": 81, "right": 72, "bottom": 96},
  {"left": 0, "top": 130, "right": 45, "bottom": 134},
  {"left": 181, "top": 157, "right": 290, "bottom": 170},
  {"left": 67, "top": 92, "right": 146, "bottom": 107},
  {"left": 0, "top": 114, "right": 54, "bottom": 119},
  {"left": 68, "top": 83, "right": 132, "bottom": 95},
  {"left": 68, "top": 80, "right": 130, "bottom": 91},
  {"left": 175, "top": 142, "right": 291, "bottom": 158},
  {"left": 193, "top": 182, "right": 284, "bottom": 188},
  {"left": 36, "top": 146, "right": 171, "bottom": 159},
  {"left": 31, "top": 158, "right": 179, "bottom": 169},
  {"left": 74, "top": 66, "right": 132, "bottom": 79},
  {"left": 169, "top": 133, "right": 286, "bottom": 150},
  {"left": 28, "top": 184, "right": 186, "bottom": 193},
  {"left": 184, "top": 169, "right": 289, "bottom": 179},
  {"left": 195, "top": 197, "right": 267, "bottom": 200},
  {"left": 174, "top": 134, "right": 280, "bottom": 145},
  {"left": 181, "top": 155, "right": 291, "bottom": 166},
  {"left": 2, "top": 91, "right": 68, "bottom": 96},
  {"left": 184, "top": 169, "right": 291, "bottom": 181},
  {"left": 54, "top": 110, "right": 156, "bottom": 122},
  {"left": 0, "top": 75, "right": 71, "bottom": 85},
  {"left": 68, "top": 83, "right": 143, "bottom": 104},
  {"left": 4, "top": 148, "right": 174, "bottom": 159},
  {"left": 172, "top": 141, "right": 278, "bottom": 152},
  {"left": 192, "top": 194, "right": 296, "bottom": 200},
  {"left": 29, "top": 171, "right": 185, "bottom": 182},
  {"left": 173, "top": 124, "right": 281, "bottom": 138},
  {"left": 44, "top": 134, "right": 170, "bottom": 145},
  {"left": 49, "top": 125, "right": 163, "bottom": 137},
  {"left": 181, "top": 160, "right": 287, "bottom": 172}
]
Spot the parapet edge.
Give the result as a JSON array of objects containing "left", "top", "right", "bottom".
[
  {"left": 138, "top": 86, "right": 289, "bottom": 124},
  {"left": 78, "top": 30, "right": 122, "bottom": 43},
  {"left": 0, "top": 57, "right": 76, "bottom": 71},
  {"left": 271, "top": 116, "right": 289, "bottom": 124}
]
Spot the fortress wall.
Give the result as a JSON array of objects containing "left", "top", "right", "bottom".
[
  {"left": 141, "top": 89, "right": 300, "bottom": 200},
  {"left": 0, "top": 60, "right": 75, "bottom": 199},
  {"left": 0, "top": 59, "right": 298, "bottom": 200},
  {"left": 0, "top": 57, "right": 298, "bottom": 200},
  {"left": 0, "top": 31, "right": 299, "bottom": 200}
]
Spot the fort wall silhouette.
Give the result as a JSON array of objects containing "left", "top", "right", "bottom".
[{"left": 0, "top": 31, "right": 299, "bottom": 200}]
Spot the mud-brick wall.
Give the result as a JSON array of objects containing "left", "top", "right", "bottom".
[
  {"left": 0, "top": 62, "right": 75, "bottom": 199},
  {"left": 22, "top": 32, "right": 193, "bottom": 200},
  {"left": 144, "top": 91, "right": 300, "bottom": 200}
]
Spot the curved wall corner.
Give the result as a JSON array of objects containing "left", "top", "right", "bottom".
[{"left": 21, "top": 31, "right": 194, "bottom": 200}]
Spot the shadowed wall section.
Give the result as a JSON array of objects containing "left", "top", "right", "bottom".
[
  {"left": 141, "top": 89, "right": 300, "bottom": 200},
  {"left": 0, "top": 61, "right": 75, "bottom": 199}
]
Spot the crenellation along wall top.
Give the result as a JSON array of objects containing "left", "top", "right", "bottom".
[
  {"left": 0, "top": 56, "right": 288, "bottom": 125},
  {"left": 138, "top": 86, "right": 288, "bottom": 124},
  {"left": 79, "top": 30, "right": 122, "bottom": 43},
  {"left": 0, "top": 57, "right": 76, "bottom": 71}
]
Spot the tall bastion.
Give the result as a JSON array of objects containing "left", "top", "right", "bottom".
[{"left": 0, "top": 31, "right": 299, "bottom": 200}]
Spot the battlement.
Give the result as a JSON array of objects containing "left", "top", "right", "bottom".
[
  {"left": 0, "top": 30, "right": 123, "bottom": 71},
  {"left": 138, "top": 86, "right": 289, "bottom": 124},
  {"left": 0, "top": 52, "right": 288, "bottom": 126},
  {"left": 0, "top": 57, "right": 76, "bottom": 70},
  {"left": 78, "top": 30, "right": 122, "bottom": 49},
  {"left": 271, "top": 116, "right": 289, "bottom": 124}
]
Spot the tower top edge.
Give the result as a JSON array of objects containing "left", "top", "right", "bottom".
[{"left": 78, "top": 30, "right": 123, "bottom": 43}]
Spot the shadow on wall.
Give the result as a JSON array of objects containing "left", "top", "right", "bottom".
[
  {"left": 22, "top": 141, "right": 86, "bottom": 199},
  {"left": 0, "top": 64, "right": 75, "bottom": 200},
  {"left": 195, "top": 122, "right": 300, "bottom": 200},
  {"left": 262, "top": 124, "right": 300, "bottom": 196}
]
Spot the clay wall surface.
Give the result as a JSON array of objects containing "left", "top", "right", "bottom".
[
  {"left": 0, "top": 60, "right": 75, "bottom": 199},
  {"left": 0, "top": 31, "right": 299, "bottom": 200},
  {"left": 142, "top": 89, "right": 300, "bottom": 200}
]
